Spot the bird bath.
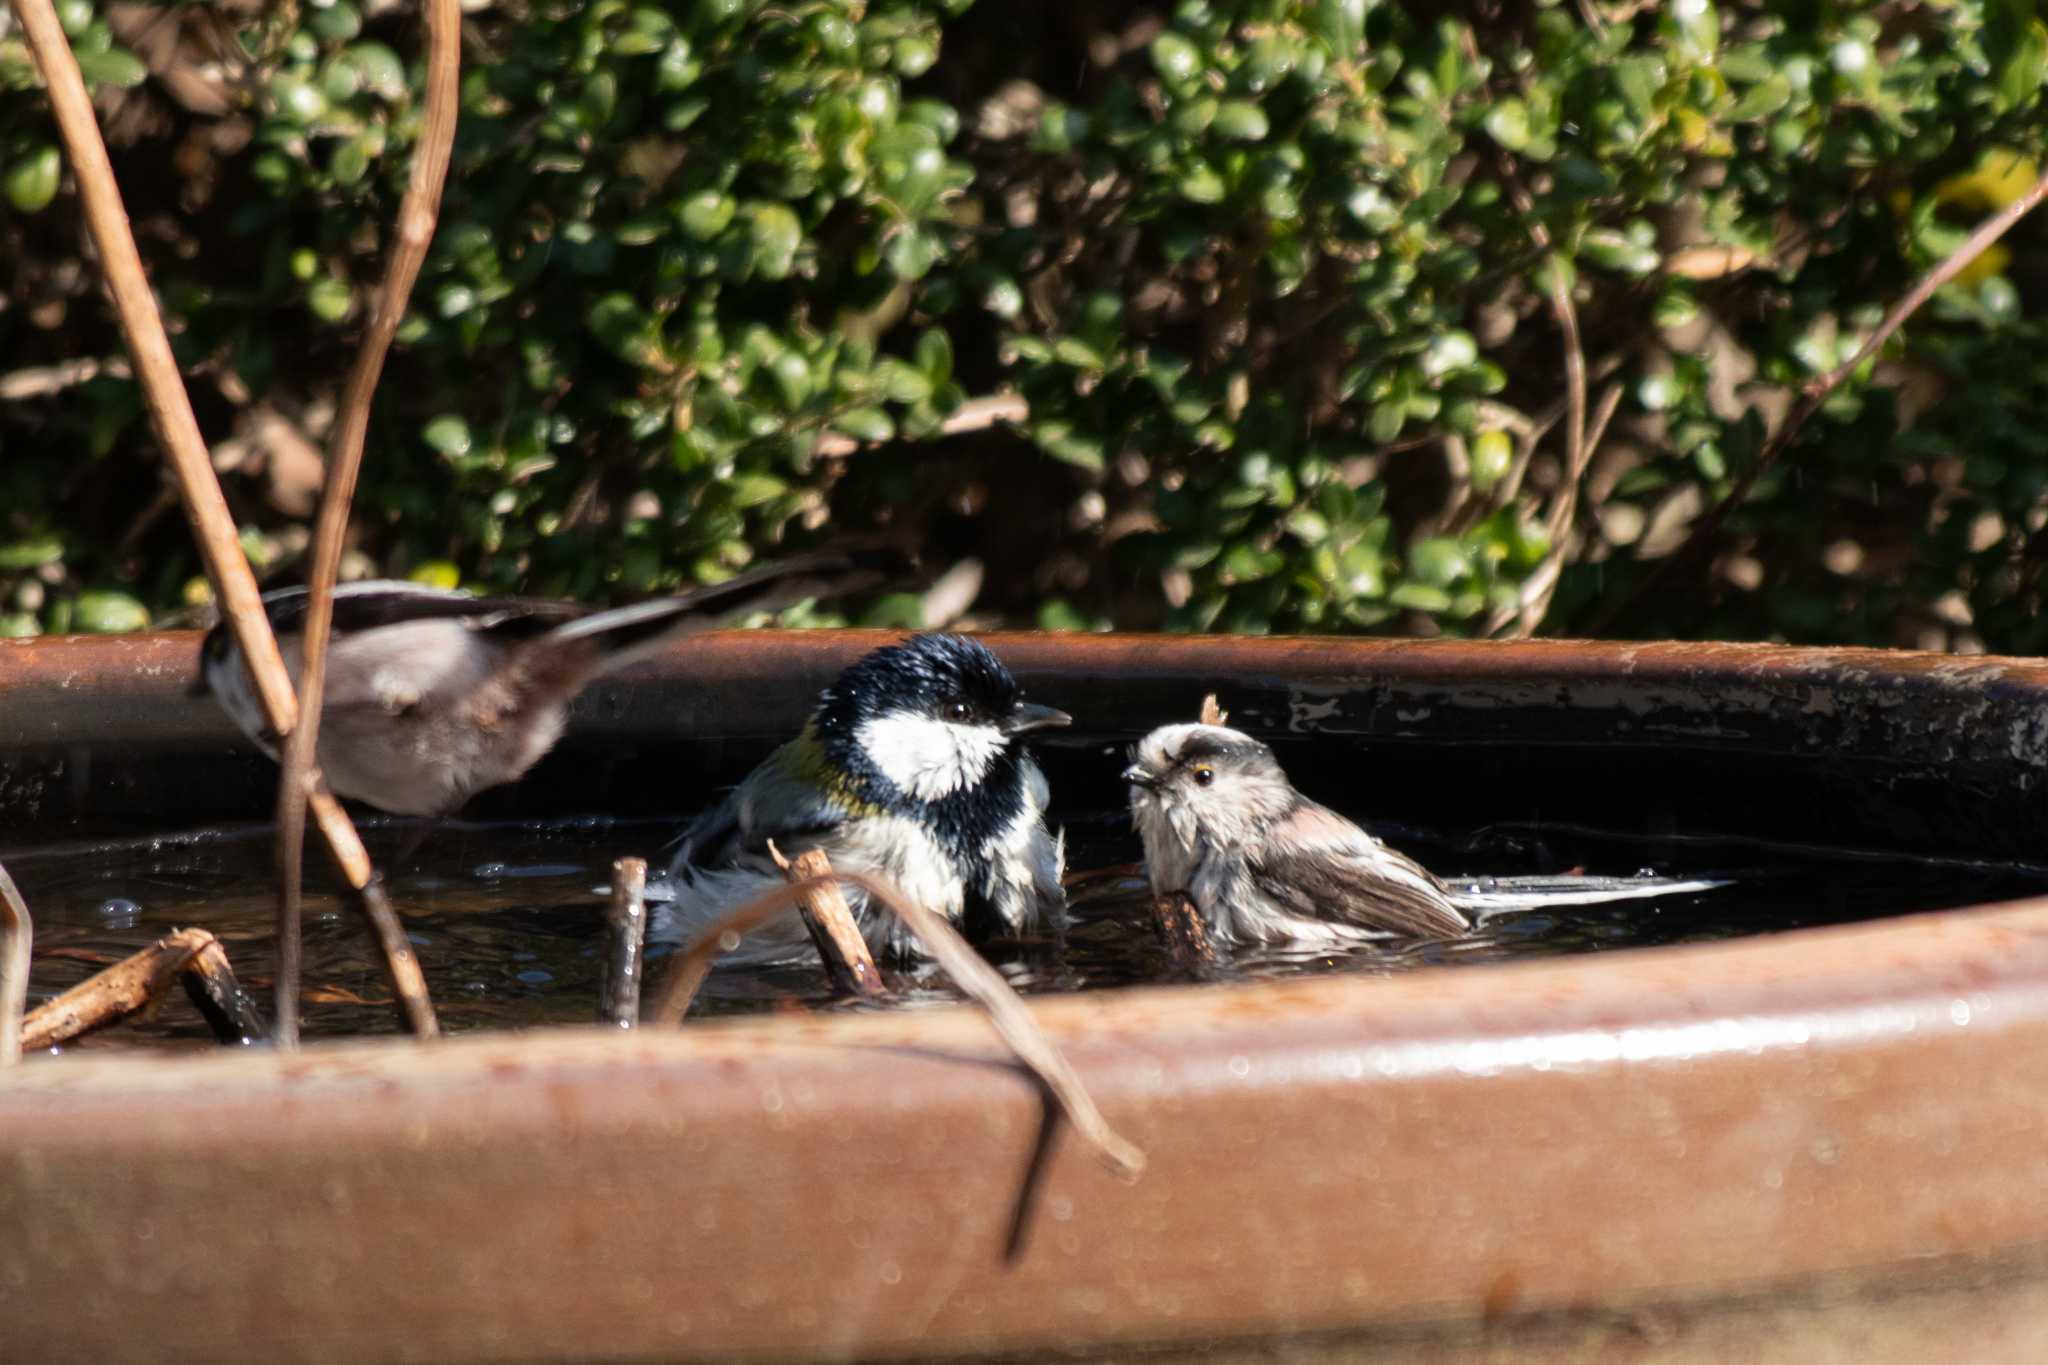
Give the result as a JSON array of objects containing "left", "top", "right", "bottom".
[{"left": 6, "top": 630, "right": 2048, "bottom": 1362}]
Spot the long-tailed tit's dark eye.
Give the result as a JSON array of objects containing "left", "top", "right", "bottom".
[{"left": 1192, "top": 765, "right": 1215, "bottom": 787}]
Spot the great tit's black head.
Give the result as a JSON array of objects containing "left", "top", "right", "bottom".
[{"left": 815, "top": 633, "right": 1070, "bottom": 805}]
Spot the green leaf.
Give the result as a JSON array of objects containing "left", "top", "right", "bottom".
[
  {"left": 0, "top": 534, "right": 62, "bottom": 570},
  {"left": 76, "top": 48, "right": 148, "bottom": 89},
  {"left": 72, "top": 590, "right": 150, "bottom": 634},
  {"left": 4, "top": 144, "right": 61, "bottom": 214},
  {"left": 1212, "top": 101, "right": 1270, "bottom": 141},
  {"left": 677, "top": 190, "right": 736, "bottom": 240},
  {"left": 747, "top": 203, "right": 803, "bottom": 280},
  {"left": 422, "top": 414, "right": 473, "bottom": 457},
  {"left": 586, "top": 293, "right": 658, "bottom": 363},
  {"left": 831, "top": 408, "right": 896, "bottom": 443},
  {"left": 1150, "top": 32, "right": 1201, "bottom": 85}
]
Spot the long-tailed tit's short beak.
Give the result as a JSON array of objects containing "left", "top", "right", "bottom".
[
  {"left": 1005, "top": 701, "right": 1072, "bottom": 735},
  {"left": 1122, "top": 764, "right": 1157, "bottom": 789}
]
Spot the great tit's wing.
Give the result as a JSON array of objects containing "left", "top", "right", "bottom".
[
  {"left": 673, "top": 737, "right": 852, "bottom": 874},
  {"left": 1247, "top": 800, "right": 1470, "bottom": 940}
]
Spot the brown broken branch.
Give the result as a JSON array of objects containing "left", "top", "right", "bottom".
[
  {"left": 599, "top": 857, "right": 648, "bottom": 1029},
  {"left": 22, "top": 927, "right": 263, "bottom": 1051},
  {"left": 649, "top": 869, "right": 1145, "bottom": 1181},
  {"left": 768, "top": 841, "right": 888, "bottom": 1000},
  {"left": 1198, "top": 693, "right": 1228, "bottom": 726}
]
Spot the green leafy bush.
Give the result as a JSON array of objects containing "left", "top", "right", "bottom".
[{"left": 2, "top": 0, "right": 2046, "bottom": 648}]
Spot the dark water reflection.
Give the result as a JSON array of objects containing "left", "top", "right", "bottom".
[{"left": 8, "top": 807, "right": 2045, "bottom": 1049}]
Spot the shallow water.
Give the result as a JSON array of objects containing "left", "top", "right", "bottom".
[{"left": 11, "top": 799, "right": 2048, "bottom": 1052}]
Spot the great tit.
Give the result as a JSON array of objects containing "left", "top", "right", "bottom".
[
  {"left": 197, "top": 550, "right": 894, "bottom": 817},
  {"left": 655, "top": 632, "right": 1070, "bottom": 965},
  {"left": 1125, "top": 721, "right": 1723, "bottom": 946}
]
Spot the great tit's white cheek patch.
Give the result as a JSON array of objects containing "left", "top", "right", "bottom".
[{"left": 857, "top": 711, "right": 1007, "bottom": 801}]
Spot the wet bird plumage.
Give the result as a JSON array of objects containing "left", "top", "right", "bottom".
[
  {"left": 659, "top": 633, "right": 1068, "bottom": 965},
  {"left": 1126, "top": 721, "right": 1725, "bottom": 946}
]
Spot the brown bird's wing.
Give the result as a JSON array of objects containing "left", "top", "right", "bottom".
[{"left": 1246, "top": 801, "right": 1470, "bottom": 940}]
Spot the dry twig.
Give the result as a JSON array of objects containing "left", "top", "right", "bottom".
[
  {"left": 272, "top": 0, "right": 461, "bottom": 1045},
  {"left": 649, "top": 869, "right": 1146, "bottom": 1180},
  {"left": 7, "top": 0, "right": 436, "bottom": 1040},
  {"left": 599, "top": 857, "right": 648, "bottom": 1028},
  {"left": 1592, "top": 163, "right": 2048, "bottom": 634},
  {"left": 0, "top": 862, "right": 30, "bottom": 1065},
  {"left": 768, "top": 842, "right": 889, "bottom": 999},
  {"left": 21, "top": 927, "right": 262, "bottom": 1050}
]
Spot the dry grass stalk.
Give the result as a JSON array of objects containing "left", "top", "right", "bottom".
[
  {"left": 649, "top": 868, "right": 1145, "bottom": 1180},
  {"left": 768, "top": 841, "right": 889, "bottom": 999}
]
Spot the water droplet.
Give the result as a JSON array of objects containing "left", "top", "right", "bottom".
[{"left": 97, "top": 897, "right": 141, "bottom": 926}]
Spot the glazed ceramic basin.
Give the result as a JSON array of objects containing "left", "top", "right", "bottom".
[{"left": 5, "top": 631, "right": 2048, "bottom": 1363}]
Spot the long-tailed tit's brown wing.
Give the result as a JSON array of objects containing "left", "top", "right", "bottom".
[{"left": 1247, "top": 801, "right": 1471, "bottom": 940}]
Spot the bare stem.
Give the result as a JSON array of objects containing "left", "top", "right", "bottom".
[
  {"left": 649, "top": 870, "right": 1146, "bottom": 1181},
  {"left": 273, "top": 0, "right": 460, "bottom": 1044},
  {"left": 599, "top": 858, "right": 648, "bottom": 1028},
  {"left": 5, "top": 0, "right": 437, "bottom": 1038}
]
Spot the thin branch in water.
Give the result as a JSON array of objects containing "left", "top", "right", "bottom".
[
  {"left": 1590, "top": 163, "right": 2048, "bottom": 635},
  {"left": 649, "top": 869, "right": 1146, "bottom": 1181},
  {"left": 273, "top": 0, "right": 460, "bottom": 1045},
  {"left": 0, "top": 862, "right": 30, "bottom": 1065},
  {"left": 768, "top": 841, "right": 889, "bottom": 999},
  {"left": 7, "top": 0, "right": 434, "bottom": 1038},
  {"left": 1151, "top": 890, "right": 1217, "bottom": 972},
  {"left": 599, "top": 857, "right": 648, "bottom": 1029},
  {"left": 22, "top": 927, "right": 259, "bottom": 1050}
]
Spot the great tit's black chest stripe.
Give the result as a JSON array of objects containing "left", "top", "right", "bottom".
[{"left": 828, "top": 737, "right": 1030, "bottom": 883}]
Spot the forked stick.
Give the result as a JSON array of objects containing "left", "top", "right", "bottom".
[
  {"left": 648, "top": 868, "right": 1146, "bottom": 1180},
  {"left": 22, "top": 927, "right": 263, "bottom": 1050}
]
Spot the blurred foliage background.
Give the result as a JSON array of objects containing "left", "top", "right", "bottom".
[{"left": 2, "top": 0, "right": 2047, "bottom": 647}]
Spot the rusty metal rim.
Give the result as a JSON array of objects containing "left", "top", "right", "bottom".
[{"left": 6, "top": 631, "right": 2048, "bottom": 1361}]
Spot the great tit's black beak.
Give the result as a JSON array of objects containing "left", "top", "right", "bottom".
[
  {"left": 1004, "top": 701, "right": 1072, "bottom": 735},
  {"left": 1122, "top": 763, "right": 1157, "bottom": 789}
]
